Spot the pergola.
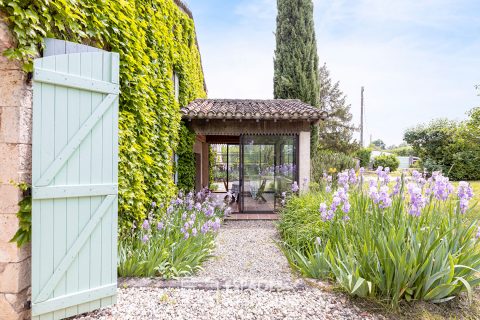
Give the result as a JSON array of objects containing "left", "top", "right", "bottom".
[{"left": 182, "top": 99, "right": 326, "bottom": 213}]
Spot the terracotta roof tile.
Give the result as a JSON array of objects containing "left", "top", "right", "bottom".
[{"left": 182, "top": 99, "right": 323, "bottom": 121}]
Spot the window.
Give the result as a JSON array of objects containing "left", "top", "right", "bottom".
[
  {"left": 173, "top": 153, "right": 179, "bottom": 185},
  {"left": 173, "top": 72, "right": 180, "bottom": 102}
]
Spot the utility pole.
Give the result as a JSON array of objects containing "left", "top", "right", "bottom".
[{"left": 360, "top": 86, "right": 364, "bottom": 147}]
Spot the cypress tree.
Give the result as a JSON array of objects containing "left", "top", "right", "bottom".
[
  {"left": 274, "top": 0, "right": 320, "bottom": 148},
  {"left": 274, "top": 0, "right": 320, "bottom": 105}
]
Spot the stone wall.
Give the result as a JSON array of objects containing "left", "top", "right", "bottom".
[{"left": 0, "top": 16, "right": 32, "bottom": 320}]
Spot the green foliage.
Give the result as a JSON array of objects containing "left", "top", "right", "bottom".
[
  {"left": 209, "top": 145, "right": 215, "bottom": 189},
  {"left": 0, "top": 0, "right": 206, "bottom": 232},
  {"left": 279, "top": 173, "right": 480, "bottom": 308},
  {"left": 176, "top": 122, "right": 196, "bottom": 192},
  {"left": 317, "top": 63, "right": 357, "bottom": 154},
  {"left": 356, "top": 148, "right": 372, "bottom": 168},
  {"left": 372, "top": 154, "right": 400, "bottom": 172},
  {"left": 9, "top": 182, "right": 31, "bottom": 247},
  {"left": 371, "top": 139, "right": 386, "bottom": 150},
  {"left": 390, "top": 146, "right": 415, "bottom": 157},
  {"left": 274, "top": 0, "right": 320, "bottom": 150},
  {"left": 118, "top": 192, "right": 225, "bottom": 278},
  {"left": 274, "top": 0, "right": 319, "bottom": 106},
  {"left": 404, "top": 113, "right": 480, "bottom": 180},
  {"left": 311, "top": 150, "right": 356, "bottom": 186}
]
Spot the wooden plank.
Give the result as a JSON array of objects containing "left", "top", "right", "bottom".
[
  {"left": 101, "top": 52, "right": 113, "bottom": 307},
  {"left": 64, "top": 51, "right": 81, "bottom": 318},
  {"left": 52, "top": 53, "right": 69, "bottom": 320},
  {"left": 77, "top": 51, "right": 93, "bottom": 315},
  {"left": 111, "top": 53, "right": 119, "bottom": 302},
  {"left": 32, "top": 283, "right": 116, "bottom": 316},
  {"left": 89, "top": 52, "right": 104, "bottom": 311},
  {"left": 33, "top": 195, "right": 116, "bottom": 303},
  {"left": 32, "top": 184, "right": 118, "bottom": 199},
  {"left": 31, "top": 58, "right": 42, "bottom": 304},
  {"left": 34, "top": 68, "right": 119, "bottom": 94},
  {"left": 38, "top": 54, "right": 56, "bottom": 320},
  {"left": 35, "top": 93, "right": 117, "bottom": 187},
  {"left": 111, "top": 53, "right": 120, "bottom": 84}
]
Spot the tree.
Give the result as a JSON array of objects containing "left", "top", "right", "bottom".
[
  {"left": 274, "top": 0, "right": 320, "bottom": 149},
  {"left": 370, "top": 139, "right": 386, "bottom": 150},
  {"left": 404, "top": 114, "right": 480, "bottom": 180},
  {"left": 317, "top": 63, "right": 357, "bottom": 154}
]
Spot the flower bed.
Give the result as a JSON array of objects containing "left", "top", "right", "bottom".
[
  {"left": 279, "top": 168, "right": 480, "bottom": 308},
  {"left": 118, "top": 189, "right": 230, "bottom": 278}
]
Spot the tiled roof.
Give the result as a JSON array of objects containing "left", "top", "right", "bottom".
[{"left": 182, "top": 99, "right": 324, "bottom": 121}]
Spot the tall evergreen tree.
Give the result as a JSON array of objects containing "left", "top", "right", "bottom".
[
  {"left": 317, "top": 63, "right": 358, "bottom": 154},
  {"left": 274, "top": 0, "right": 320, "bottom": 149}
]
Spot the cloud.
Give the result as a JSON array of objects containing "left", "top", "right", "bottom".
[
  {"left": 192, "top": 0, "right": 480, "bottom": 146},
  {"left": 234, "top": 0, "right": 276, "bottom": 21}
]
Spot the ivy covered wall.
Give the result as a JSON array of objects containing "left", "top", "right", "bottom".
[
  {"left": 0, "top": 0, "right": 206, "bottom": 231},
  {"left": 176, "top": 122, "right": 196, "bottom": 192}
]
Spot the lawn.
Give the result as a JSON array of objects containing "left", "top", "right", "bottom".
[{"left": 458, "top": 180, "right": 480, "bottom": 222}]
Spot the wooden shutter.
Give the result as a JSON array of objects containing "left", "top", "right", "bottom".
[{"left": 31, "top": 51, "right": 119, "bottom": 319}]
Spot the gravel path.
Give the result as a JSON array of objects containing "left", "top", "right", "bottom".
[
  {"left": 77, "top": 287, "right": 384, "bottom": 320},
  {"left": 75, "top": 220, "right": 386, "bottom": 319},
  {"left": 193, "top": 220, "right": 294, "bottom": 282}
]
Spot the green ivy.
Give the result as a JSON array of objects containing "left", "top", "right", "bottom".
[
  {"left": 176, "top": 122, "right": 196, "bottom": 191},
  {"left": 9, "top": 182, "right": 31, "bottom": 247},
  {"left": 0, "top": 0, "right": 206, "bottom": 236},
  {"left": 209, "top": 144, "right": 215, "bottom": 188}
]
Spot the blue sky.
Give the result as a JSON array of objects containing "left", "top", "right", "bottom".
[{"left": 188, "top": 0, "right": 480, "bottom": 146}]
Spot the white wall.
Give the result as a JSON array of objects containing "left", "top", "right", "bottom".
[{"left": 298, "top": 131, "right": 311, "bottom": 191}]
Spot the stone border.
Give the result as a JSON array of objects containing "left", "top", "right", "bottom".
[{"left": 119, "top": 277, "right": 306, "bottom": 292}]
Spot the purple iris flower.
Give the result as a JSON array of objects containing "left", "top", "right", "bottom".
[
  {"left": 321, "top": 210, "right": 334, "bottom": 221},
  {"left": 142, "top": 219, "right": 150, "bottom": 230},
  {"left": 201, "top": 223, "right": 209, "bottom": 234},
  {"left": 407, "top": 183, "right": 425, "bottom": 216},
  {"left": 458, "top": 181, "right": 474, "bottom": 214},
  {"left": 212, "top": 218, "right": 221, "bottom": 231},
  {"left": 204, "top": 206, "right": 215, "bottom": 217},
  {"left": 142, "top": 235, "right": 149, "bottom": 243},
  {"left": 192, "top": 228, "right": 198, "bottom": 237},
  {"left": 157, "top": 222, "right": 164, "bottom": 231},
  {"left": 291, "top": 181, "right": 299, "bottom": 193}
]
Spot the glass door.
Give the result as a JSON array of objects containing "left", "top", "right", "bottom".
[{"left": 240, "top": 135, "right": 297, "bottom": 213}]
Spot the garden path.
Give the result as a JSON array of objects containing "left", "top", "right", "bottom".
[{"left": 76, "top": 221, "right": 385, "bottom": 320}]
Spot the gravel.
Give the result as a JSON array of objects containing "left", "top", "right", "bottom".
[
  {"left": 75, "top": 220, "right": 387, "bottom": 320},
  {"left": 76, "top": 287, "right": 385, "bottom": 320},
  {"left": 193, "top": 220, "right": 294, "bottom": 282}
]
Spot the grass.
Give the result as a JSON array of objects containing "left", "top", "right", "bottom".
[{"left": 459, "top": 181, "right": 480, "bottom": 222}]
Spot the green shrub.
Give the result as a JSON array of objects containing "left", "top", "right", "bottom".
[
  {"left": 312, "top": 151, "right": 356, "bottom": 186},
  {"left": 372, "top": 154, "right": 400, "bottom": 171},
  {"left": 390, "top": 146, "right": 415, "bottom": 157},
  {"left": 118, "top": 190, "right": 227, "bottom": 278},
  {"left": 279, "top": 169, "right": 480, "bottom": 308},
  {"left": 355, "top": 148, "right": 372, "bottom": 168}
]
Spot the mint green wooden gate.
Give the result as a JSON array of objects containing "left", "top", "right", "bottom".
[{"left": 31, "top": 50, "right": 119, "bottom": 319}]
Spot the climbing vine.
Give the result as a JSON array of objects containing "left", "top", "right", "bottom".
[
  {"left": 176, "top": 122, "right": 196, "bottom": 191},
  {"left": 0, "top": 0, "right": 206, "bottom": 234}
]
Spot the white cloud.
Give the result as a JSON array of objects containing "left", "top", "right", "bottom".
[
  {"left": 234, "top": 0, "right": 276, "bottom": 21},
  {"left": 195, "top": 0, "right": 480, "bottom": 146}
]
